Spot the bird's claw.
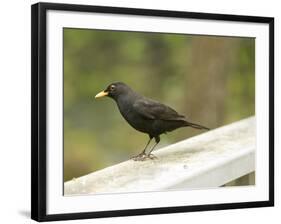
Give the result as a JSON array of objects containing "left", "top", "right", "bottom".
[
  {"left": 147, "top": 153, "right": 157, "bottom": 160},
  {"left": 131, "top": 153, "right": 157, "bottom": 161},
  {"left": 131, "top": 152, "right": 147, "bottom": 161}
]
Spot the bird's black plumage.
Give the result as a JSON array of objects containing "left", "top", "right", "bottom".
[{"left": 95, "top": 82, "right": 209, "bottom": 161}]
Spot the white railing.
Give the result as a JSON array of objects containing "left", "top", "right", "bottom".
[{"left": 64, "top": 116, "right": 255, "bottom": 195}]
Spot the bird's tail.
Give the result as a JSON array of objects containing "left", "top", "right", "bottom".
[{"left": 184, "top": 121, "right": 210, "bottom": 130}]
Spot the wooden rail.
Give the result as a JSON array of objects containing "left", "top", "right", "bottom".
[{"left": 64, "top": 116, "right": 255, "bottom": 195}]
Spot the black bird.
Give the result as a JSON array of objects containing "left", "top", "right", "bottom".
[{"left": 95, "top": 82, "right": 209, "bottom": 161}]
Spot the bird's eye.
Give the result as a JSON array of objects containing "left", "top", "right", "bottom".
[{"left": 110, "top": 85, "right": 116, "bottom": 91}]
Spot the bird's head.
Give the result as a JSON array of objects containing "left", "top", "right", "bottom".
[{"left": 95, "top": 82, "right": 132, "bottom": 100}]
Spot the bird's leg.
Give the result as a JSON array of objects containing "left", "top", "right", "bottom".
[
  {"left": 131, "top": 137, "right": 152, "bottom": 161},
  {"left": 147, "top": 136, "right": 160, "bottom": 159},
  {"left": 141, "top": 137, "right": 152, "bottom": 154}
]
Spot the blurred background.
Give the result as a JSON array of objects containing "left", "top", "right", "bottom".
[{"left": 63, "top": 28, "right": 255, "bottom": 182}]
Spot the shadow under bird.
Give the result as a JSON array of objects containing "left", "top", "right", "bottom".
[{"left": 95, "top": 82, "right": 209, "bottom": 161}]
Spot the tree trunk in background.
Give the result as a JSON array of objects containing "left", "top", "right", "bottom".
[{"left": 185, "top": 36, "right": 238, "bottom": 129}]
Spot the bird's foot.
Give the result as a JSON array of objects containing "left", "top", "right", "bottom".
[
  {"left": 147, "top": 153, "right": 157, "bottom": 160},
  {"left": 131, "top": 152, "right": 157, "bottom": 161},
  {"left": 131, "top": 152, "right": 147, "bottom": 161}
]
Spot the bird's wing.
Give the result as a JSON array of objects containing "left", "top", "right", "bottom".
[{"left": 133, "top": 98, "right": 186, "bottom": 121}]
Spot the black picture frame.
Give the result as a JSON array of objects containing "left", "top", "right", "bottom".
[{"left": 31, "top": 2, "right": 274, "bottom": 222}]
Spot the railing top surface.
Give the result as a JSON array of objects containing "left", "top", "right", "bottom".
[{"left": 65, "top": 116, "right": 255, "bottom": 195}]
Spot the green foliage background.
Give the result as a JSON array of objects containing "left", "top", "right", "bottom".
[{"left": 64, "top": 28, "right": 255, "bottom": 182}]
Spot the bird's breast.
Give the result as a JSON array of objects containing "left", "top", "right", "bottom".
[{"left": 116, "top": 101, "right": 153, "bottom": 134}]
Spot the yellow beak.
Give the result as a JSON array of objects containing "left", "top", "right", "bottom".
[{"left": 95, "top": 91, "right": 108, "bottom": 98}]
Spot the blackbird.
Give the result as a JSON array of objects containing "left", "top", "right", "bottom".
[{"left": 95, "top": 82, "right": 209, "bottom": 161}]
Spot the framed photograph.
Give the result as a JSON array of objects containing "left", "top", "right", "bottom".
[{"left": 31, "top": 2, "right": 274, "bottom": 222}]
